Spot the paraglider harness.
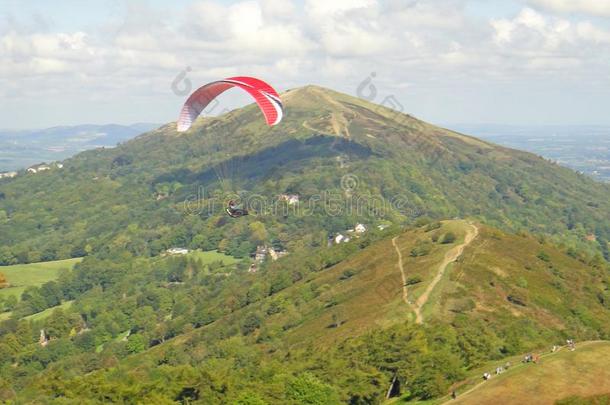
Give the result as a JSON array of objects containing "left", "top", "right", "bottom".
[{"left": 226, "top": 200, "right": 249, "bottom": 218}]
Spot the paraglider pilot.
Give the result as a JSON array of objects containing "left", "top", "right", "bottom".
[{"left": 226, "top": 200, "right": 248, "bottom": 218}]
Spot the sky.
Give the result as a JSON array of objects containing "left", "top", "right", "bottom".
[{"left": 2, "top": 0, "right": 610, "bottom": 129}]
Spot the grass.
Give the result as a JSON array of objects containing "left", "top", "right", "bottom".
[
  {"left": 0, "top": 258, "right": 82, "bottom": 300},
  {"left": 444, "top": 341, "right": 610, "bottom": 405},
  {"left": 388, "top": 342, "right": 610, "bottom": 405},
  {"left": 263, "top": 218, "right": 610, "bottom": 353},
  {"left": 273, "top": 221, "right": 473, "bottom": 347},
  {"left": 187, "top": 250, "right": 241, "bottom": 266},
  {"left": 23, "top": 300, "right": 74, "bottom": 322}
]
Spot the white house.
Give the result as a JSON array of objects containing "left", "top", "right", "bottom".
[
  {"left": 166, "top": 247, "right": 189, "bottom": 255},
  {"left": 354, "top": 223, "right": 367, "bottom": 234},
  {"left": 254, "top": 245, "right": 289, "bottom": 263},
  {"left": 27, "top": 164, "right": 50, "bottom": 174},
  {"left": 268, "top": 247, "right": 288, "bottom": 261},
  {"left": 335, "top": 234, "right": 350, "bottom": 244},
  {"left": 279, "top": 194, "right": 300, "bottom": 205},
  {"left": 0, "top": 171, "right": 17, "bottom": 179},
  {"left": 255, "top": 246, "right": 268, "bottom": 262}
]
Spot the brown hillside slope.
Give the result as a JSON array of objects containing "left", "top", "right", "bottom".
[
  {"left": 272, "top": 220, "right": 609, "bottom": 349},
  {"left": 448, "top": 341, "right": 610, "bottom": 405}
]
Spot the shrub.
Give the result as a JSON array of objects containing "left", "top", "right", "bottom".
[
  {"left": 424, "top": 222, "right": 442, "bottom": 232},
  {"left": 286, "top": 373, "right": 341, "bottom": 404},
  {"left": 415, "top": 217, "right": 432, "bottom": 227},
  {"left": 507, "top": 295, "right": 527, "bottom": 306},
  {"left": 441, "top": 232, "right": 456, "bottom": 244},
  {"left": 411, "top": 240, "right": 433, "bottom": 257},
  {"left": 126, "top": 334, "right": 147, "bottom": 354},
  {"left": 405, "top": 277, "right": 422, "bottom": 286},
  {"left": 241, "top": 313, "right": 262, "bottom": 335},
  {"left": 339, "top": 269, "right": 356, "bottom": 280}
]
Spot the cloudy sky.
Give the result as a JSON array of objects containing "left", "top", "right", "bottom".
[{"left": 2, "top": 0, "right": 610, "bottom": 129}]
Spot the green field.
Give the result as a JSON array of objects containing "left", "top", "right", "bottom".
[
  {"left": 187, "top": 250, "right": 241, "bottom": 266},
  {"left": 23, "top": 300, "right": 74, "bottom": 322},
  {"left": 0, "top": 258, "right": 82, "bottom": 300}
]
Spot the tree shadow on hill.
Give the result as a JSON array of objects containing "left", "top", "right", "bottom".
[{"left": 153, "top": 135, "right": 375, "bottom": 187}]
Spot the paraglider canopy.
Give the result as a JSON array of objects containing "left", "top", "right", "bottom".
[{"left": 177, "top": 76, "right": 283, "bottom": 132}]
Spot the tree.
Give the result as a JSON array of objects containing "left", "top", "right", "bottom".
[
  {"left": 241, "top": 313, "right": 262, "bottom": 335},
  {"left": 0, "top": 272, "right": 8, "bottom": 288},
  {"left": 131, "top": 306, "right": 156, "bottom": 334},
  {"left": 249, "top": 221, "right": 268, "bottom": 244},
  {"left": 285, "top": 373, "right": 340, "bottom": 404},
  {"left": 17, "top": 287, "right": 47, "bottom": 316},
  {"left": 441, "top": 232, "right": 456, "bottom": 244},
  {"left": 3, "top": 295, "right": 17, "bottom": 311},
  {"left": 40, "top": 281, "right": 62, "bottom": 307},
  {"left": 126, "top": 334, "right": 147, "bottom": 354},
  {"left": 74, "top": 331, "right": 97, "bottom": 352},
  {"left": 0, "top": 248, "right": 15, "bottom": 266}
]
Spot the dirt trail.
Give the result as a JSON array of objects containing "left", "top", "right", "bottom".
[
  {"left": 413, "top": 223, "right": 479, "bottom": 324},
  {"left": 392, "top": 236, "right": 410, "bottom": 307}
]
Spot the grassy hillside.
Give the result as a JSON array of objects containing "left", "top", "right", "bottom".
[
  {"left": 445, "top": 341, "right": 610, "bottom": 405},
  {"left": 0, "top": 258, "right": 81, "bottom": 300},
  {"left": 0, "top": 86, "right": 609, "bottom": 268},
  {"left": 23, "top": 300, "right": 74, "bottom": 322},
  {"left": 235, "top": 220, "right": 609, "bottom": 352}
]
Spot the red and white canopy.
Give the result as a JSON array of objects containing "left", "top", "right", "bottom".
[{"left": 177, "top": 76, "right": 283, "bottom": 132}]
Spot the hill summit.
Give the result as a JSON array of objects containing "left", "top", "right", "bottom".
[{"left": 1, "top": 84, "right": 608, "bottom": 263}]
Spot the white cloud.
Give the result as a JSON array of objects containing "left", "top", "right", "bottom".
[
  {"left": 304, "top": 0, "right": 377, "bottom": 18},
  {"left": 528, "top": 0, "right": 610, "bottom": 17},
  {"left": 490, "top": 7, "right": 610, "bottom": 54},
  {"left": 1, "top": 0, "right": 610, "bottom": 127},
  {"left": 576, "top": 21, "right": 610, "bottom": 44}
]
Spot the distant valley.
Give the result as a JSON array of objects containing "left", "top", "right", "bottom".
[
  {"left": 0, "top": 123, "right": 160, "bottom": 172},
  {"left": 451, "top": 124, "right": 610, "bottom": 182}
]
